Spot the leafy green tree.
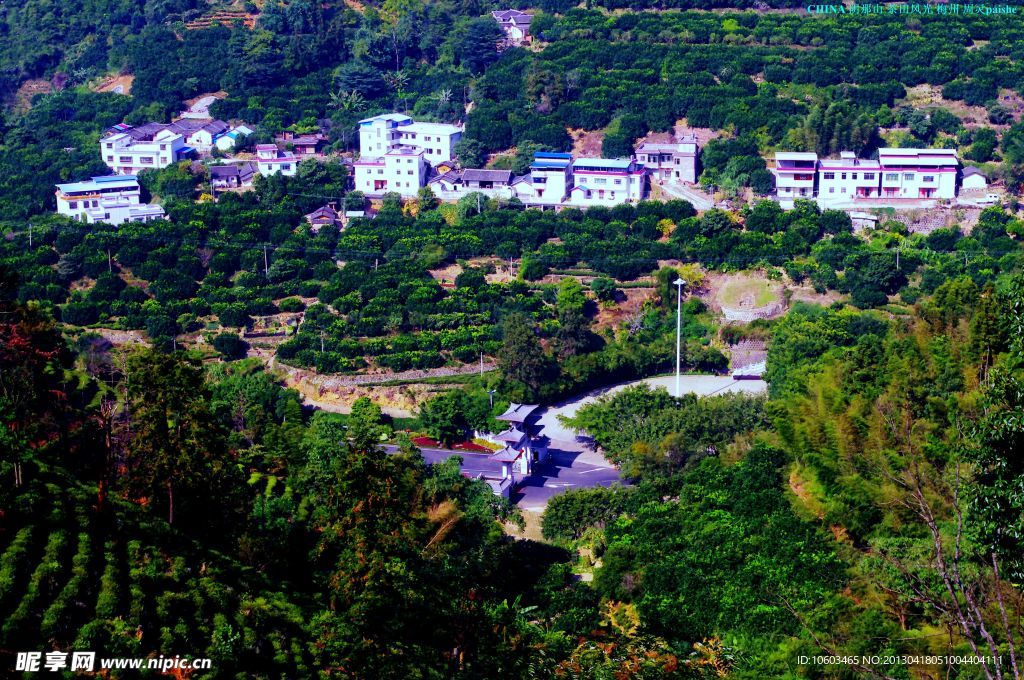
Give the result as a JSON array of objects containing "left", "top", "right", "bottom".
[
  {"left": 499, "top": 313, "right": 550, "bottom": 396},
  {"left": 212, "top": 332, "right": 247, "bottom": 360},
  {"left": 121, "top": 349, "right": 247, "bottom": 535},
  {"left": 419, "top": 390, "right": 470, "bottom": 446}
]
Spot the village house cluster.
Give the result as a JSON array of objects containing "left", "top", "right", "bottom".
[
  {"left": 771, "top": 148, "right": 988, "bottom": 209},
  {"left": 57, "top": 105, "right": 706, "bottom": 226},
  {"left": 100, "top": 120, "right": 253, "bottom": 175},
  {"left": 353, "top": 113, "right": 701, "bottom": 209}
]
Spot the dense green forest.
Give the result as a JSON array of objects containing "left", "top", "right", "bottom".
[
  {"left": 5, "top": 0, "right": 1024, "bottom": 676},
  {"left": 5, "top": 264, "right": 1024, "bottom": 677}
]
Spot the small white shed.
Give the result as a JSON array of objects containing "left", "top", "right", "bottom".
[{"left": 962, "top": 167, "right": 988, "bottom": 191}]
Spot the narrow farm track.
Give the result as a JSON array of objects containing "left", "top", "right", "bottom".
[{"left": 267, "top": 355, "right": 496, "bottom": 387}]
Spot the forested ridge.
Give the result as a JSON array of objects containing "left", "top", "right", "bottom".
[
  {"left": 5, "top": 265, "right": 1024, "bottom": 677},
  {"left": 4, "top": 0, "right": 1024, "bottom": 677}
]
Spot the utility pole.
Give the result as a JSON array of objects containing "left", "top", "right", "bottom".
[
  {"left": 263, "top": 244, "right": 269, "bottom": 278},
  {"left": 674, "top": 277, "right": 686, "bottom": 399},
  {"left": 479, "top": 350, "right": 484, "bottom": 377}
]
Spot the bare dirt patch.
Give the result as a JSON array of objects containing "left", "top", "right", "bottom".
[
  {"left": 280, "top": 373, "right": 450, "bottom": 419},
  {"left": 13, "top": 79, "right": 53, "bottom": 112},
  {"left": 593, "top": 287, "right": 652, "bottom": 334},
  {"left": 429, "top": 262, "right": 463, "bottom": 286},
  {"left": 673, "top": 122, "right": 719, "bottom": 147},
  {"left": 788, "top": 283, "right": 842, "bottom": 307},
  {"left": 898, "top": 84, "right": 992, "bottom": 126},
  {"left": 92, "top": 74, "right": 134, "bottom": 96},
  {"left": 570, "top": 128, "right": 605, "bottom": 158}
]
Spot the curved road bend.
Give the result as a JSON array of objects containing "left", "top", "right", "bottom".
[{"left": 388, "top": 374, "right": 767, "bottom": 510}]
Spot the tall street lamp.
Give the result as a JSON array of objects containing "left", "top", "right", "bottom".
[{"left": 674, "top": 277, "right": 687, "bottom": 398}]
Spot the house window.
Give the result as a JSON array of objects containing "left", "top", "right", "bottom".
[
  {"left": 614, "top": 179, "right": 622, "bottom": 185},
  {"left": 841, "top": 173, "right": 847, "bottom": 180},
  {"left": 841, "top": 187, "right": 847, "bottom": 193},
  {"left": 864, "top": 173, "right": 875, "bottom": 180},
  {"left": 923, "top": 175, "right": 935, "bottom": 182},
  {"left": 282, "top": 164, "right": 291, "bottom": 171},
  {"left": 829, "top": 187, "right": 835, "bottom": 193},
  {"left": 823, "top": 172, "right": 835, "bottom": 180},
  {"left": 852, "top": 173, "right": 858, "bottom": 180},
  {"left": 160, "top": 144, "right": 166, "bottom": 150},
  {"left": 107, "top": 156, "right": 113, "bottom": 162},
  {"left": 141, "top": 157, "right": 154, "bottom": 164},
  {"left": 903, "top": 173, "right": 915, "bottom": 180},
  {"left": 885, "top": 173, "right": 899, "bottom": 182},
  {"left": 119, "top": 156, "right": 132, "bottom": 163},
  {"left": 69, "top": 201, "right": 78, "bottom": 209}
]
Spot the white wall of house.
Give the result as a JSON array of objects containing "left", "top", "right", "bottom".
[
  {"left": 395, "top": 122, "right": 462, "bottom": 164},
  {"left": 568, "top": 159, "right": 646, "bottom": 207},
  {"left": 256, "top": 145, "right": 298, "bottom": 177},
  {"left": 185, "top": 130, "right": 216, "bottom": 153},
  {"left": 962, "top": 173, "right": 988, "bottom": 191},
  {"left": 358, "top": 114, "right": 462, "bottom": 165},
  {"left": 358, "top": 114, "right": 411, "bottom": 158},
  {"left": 878, "top": 168, "right": 956, "bottom": 199},
  {"left": 817, "top": 154, "right": 882, "bottom": 206},
  {"left": 773, "top": 152, "right": 818, "bottom": 207},
  {"left": 877, "top": 148, "right": 958, "bottom": 200},
  {"left": 101, "top": 130, "right": 184, "bottom": 175},
  {"left": 636, "top": 139, "right": 698, "bottom": 184},
  {"left": 568, "top": 171, "right": 646, "bottom": 206},
  {"left": 354, "top": 148, "right": 427, "bottom": 197},
  {"left": 55, "top": 176, "right": 165, "bottom": 225}
]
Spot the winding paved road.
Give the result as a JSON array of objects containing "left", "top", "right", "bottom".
[{"left": 389, "top": 374, "right": 767, "bottom": 510}]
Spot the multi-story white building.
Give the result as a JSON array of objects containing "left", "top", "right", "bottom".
[
  {"left": 101, "top": 123, "right": 187, "bottom": 175},
  {"left": 568, "top": 158, "right": 647, "bottom": 206},
  {"left": 353, "top": 145, "right": 428, "bottom": 197},
  {"left": 772, "top": 152, "right": 818, "bottom": 207},
  {"left": 394, "top": 121, "right": 463, "bottom": 164},
  {"left": 635, "top": 134, "right": 699, "bottom": 184},
  {"left": 358, "top": 113, "right": 412, "bottom": 157},
  {"left": 877, "top": 148, "right": 958, "bottom": 200},
  {"left": 513, "top": 152, "right": 573, "bottom": 205},
  {"left": 54, "top": 175, "right": 165, "bottom": 225},
  {"left": 358, "top": 113, "right": 462, "bottom": 165},
  {"left": 774, "top": 148, "right": 960, "bottom": 208},
  {"left": 817, "top": 151, "right": 882, "bottom": 206},
  {"left": 255, "top": 144, "right": 299, "bottom": 177}
]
